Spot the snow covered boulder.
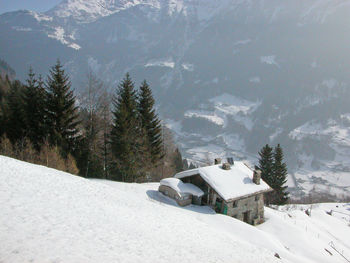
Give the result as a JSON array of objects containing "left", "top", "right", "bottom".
[{"left": 159, "top": 178, "right": 204, "bottom": 206}]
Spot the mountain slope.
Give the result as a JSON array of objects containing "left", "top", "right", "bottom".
[
  {"left": 1, "top": 155, "right": 350, "bottom": 262},
  {"left": 1, "top": 0, "right": 350, "bottom": 198}
]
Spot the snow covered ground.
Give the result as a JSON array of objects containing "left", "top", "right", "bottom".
[{"left": 1, "top": 155, "right": 350, "bottom": 263}]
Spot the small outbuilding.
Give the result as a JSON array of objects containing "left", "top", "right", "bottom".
[
  {"left": 159, "top": 178, "right": 204, "bottom": 206},
  {"left": 173, "top": 160, "right": 272, "bottom": 225}
]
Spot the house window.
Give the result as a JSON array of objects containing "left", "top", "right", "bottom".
[
  {"left": 232, "top": 201, "right": 237, "bottom": 208},
  {"left": 255, "top": 195, "right": 260, "bottom": 201}
]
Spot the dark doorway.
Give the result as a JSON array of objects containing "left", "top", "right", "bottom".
[{"left": 243, "top": 211, "right": 250, "bottom": 223}]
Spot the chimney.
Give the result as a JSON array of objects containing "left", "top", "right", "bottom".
[
  {"left": 214, "top": 158, "right": 221, "bottom": 165},
  {"left": 222, "top": 163, "right": 231, "bottom": 170},
  {"left": 227, "top": 157, "right": 234, "bottom": 165},
  {"left": 253, "top": 170, "right": 261, "bottom": 185}
]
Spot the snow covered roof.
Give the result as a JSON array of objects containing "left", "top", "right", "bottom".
[
  {"left": 160, "top": 178, "right": 204, "bottom": 197},
  {"left": 174, "top": 162, "right": 271, "bottom": 202}
]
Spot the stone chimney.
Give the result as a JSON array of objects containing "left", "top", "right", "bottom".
[
  {"left": 253, "top": 170, "right": 261, "bottom": 185},
  {"left": 222, "top": 163, "right": 231, "bottom": 170},
  {"left": 214, "top": 158, "right": 221, "bottom": 165}
]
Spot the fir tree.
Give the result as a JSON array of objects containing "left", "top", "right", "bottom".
[
  {"left": 137, "top": 80, "right": 163, "bottom": 164},
  {"left": 22, "top": 68, "right": 47, "bottom": 150},
  {"left": 272, "top": 144, "right": 289, "bottom": 205},
  {"left": 258, "top": 144, "right": 274, "bottom": 184},
  {"left": 45, "top": 60, "right": 80, "bottom": 157},
  {"left": 5, "top": 80, "right": 26, "bottom": 144},
  {"left": 257, "top": 144, "right": 274, "bottom": 205},
  {"left": 110, "top": 73, "right": 141, "bottom": 182}
]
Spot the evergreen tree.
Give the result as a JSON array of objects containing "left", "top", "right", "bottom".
[
  {"left": 5, "top": 80, "right": 26, "bottom": 144},
  {"left": 0, "top": 75, "right": 11, "bottom": 137},
  {"left": 110, "top": 73, "right": 141, "bottom": 182},
  {"left": 45, "top": 60, "right": 80, "bottom": 157},
  {"left": 257, "top": 144, "right": 274, "bottom": 205},
  {"left": 137, "top": 80, "right": 163, "bottom": 164},
  {"left": 22, "top": 68, "right": 47, "bottom": 150},
  {"left": 258, "top": 144, "right": 274, "bottom": 184},
  {"left": 272, "top": 144, "right": 289, "bottom": 205}
]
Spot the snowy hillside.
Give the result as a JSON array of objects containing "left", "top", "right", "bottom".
[{"left": 1, "top": 155, "right": 349, "bottom": 263}]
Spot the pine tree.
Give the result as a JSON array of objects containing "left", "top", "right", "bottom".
[
  {"left": 110, "top": 73, "right": 141, "bottom": 182},
  {"left": 45, "top": 60, "right": 80, "bottom": 157},
  {"left": 272, "top": 144, "right": 289, "bottom": 205},
  {"left": 5, "top": 80, "right": 26, "bottom": 144},
  {"left": 258, "top": 144, "right": 274, "bottom": 184},
  {"left": 257, "top": 144, "right": 274, "bottom": 205},
  {"left": 22, "top": 68, "right": 47, "bottom": 150},
  {"left": 137, "top": 80, "right": 163, "bottom": 164}
]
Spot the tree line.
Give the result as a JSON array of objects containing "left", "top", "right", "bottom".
[{"left": 0, "top": 60, "right": 187, "bottom": 181}]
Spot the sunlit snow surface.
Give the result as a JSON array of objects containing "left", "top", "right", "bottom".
[{"left": 1, "top": 156, "right": 350, "bottom": 263}]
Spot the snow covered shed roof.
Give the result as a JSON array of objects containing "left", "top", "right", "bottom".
[
  {"left": 160, "top": 178, "right": 204, "bottom": 197},
  {"left": 174, "top": 162, "right": 271, "bottom": 202}
]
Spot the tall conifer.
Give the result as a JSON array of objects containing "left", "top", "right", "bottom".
[
  {"left": 272, "top": 144, "right": 289, "bottom": 205},
  {"left": 22, "top": 68, "right": 47, "bottom": 150},
  {"left": 138, "top": 80, "right": 163, "bottom": 164},
  {"left": 45, "top": 60, "right": 80, "bottom": 157},
  {"left": 5, "top": 80, "right": 26, "bottom": 144},
  {"left": 257, "top": 144, "right": 274, "bottom": 205},
  {"left": 110, "top": 73, "right": 141, "bottom": 182}
]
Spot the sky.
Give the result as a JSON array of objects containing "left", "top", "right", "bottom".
[{"left": 0, "top": 0, "right": 61, "bottom": 14}]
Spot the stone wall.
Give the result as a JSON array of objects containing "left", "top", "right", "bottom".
[
  {"left": 158, "top": 185, "right": 192, "bottom": 206},
  {"left": 225, "top": 194, "right": 265, "bottom": 225}
]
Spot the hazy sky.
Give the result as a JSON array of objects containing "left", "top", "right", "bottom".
[{"left": 0, "top": 0, "right": 61, "bottom": 14}]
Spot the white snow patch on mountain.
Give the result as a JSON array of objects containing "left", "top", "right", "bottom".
[
  {"left": 234, "top": 39, "right": 251, "bottom": 45},
  {"left": 300, "top": 0, "right": 350, "bottom": 24},
  {"left": 68, "top": 43, "right": 81, "bottom": 50},
  {"left": 209, "top": 93, "right": 260, "bottom": 115},
  {"left": 260, "top": 55, "right": 279, "bottom": 67},
  {"left": 183, "top": 94, "right": 259, "bottom": 130},
  {"left": 289, "top": 121, "right": 323, "bottom": 140},
  {"left": 30, "top": 11, "right": 53, "bottom": 22},
  {"left": 322, "top": 78, "right": 338, "bottom": 89},
  {"left": 185, "top": 110, "right": 225, "bottom": 126},
  {"left": 48, "top": 27, "right": 69, "bottom": 44},
  {"left": 11, "top": 26, "right": 32, "bottom": 32},
  {"left": 49, "top": 0, "right": 161, "bottom": 22},
  {"left": 249, "top": 76, "right": 261, "bottom": 83},
  {"left": 47, "top": 27, "right": 81, "bottom": 50},
  {"left": 182, "top": 63, "right": 194, "bottom": 71},
  {"left": 145, "top": 58, "right": 175, "bottom": 68},
  {"left": 219, "top": 133, "right": 245, "bottom": 151}
]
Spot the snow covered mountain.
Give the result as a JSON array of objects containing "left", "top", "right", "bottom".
[
  {"left": 1, "top": 0, "right": 350, "bottom": 198},
  {"left": 1, "top": 155, "right": 350, "bottom": 262}
]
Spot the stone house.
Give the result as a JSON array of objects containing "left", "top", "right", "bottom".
[{"left": 173, "top": 160, "right": 272, "bottom": 225}]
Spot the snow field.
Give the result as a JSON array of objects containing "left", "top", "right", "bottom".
[{"left": 1, "top": 155, "right": 349, "bottom": 263}]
